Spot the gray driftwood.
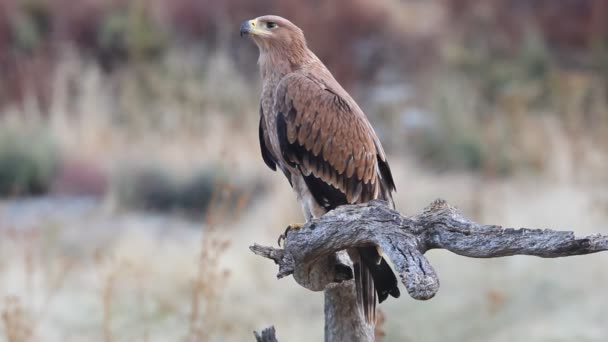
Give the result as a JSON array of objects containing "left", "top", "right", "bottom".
[{"left": 250, "top": 199, "right": 608, "bottom": 342}]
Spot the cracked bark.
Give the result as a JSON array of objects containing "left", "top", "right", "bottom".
[{"left": 250, "top": 199, "right": 608, "bottom": 341}]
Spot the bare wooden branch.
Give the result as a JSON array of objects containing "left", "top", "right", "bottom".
[
  {"left": 250, "top": 199, "right": 608, "bottom": 341},
  {"left": 251, "top": 199, "right": 608, "bottom": 299},
  {"left": 254, "top": 326, "right": 278, "bottom": 342}
]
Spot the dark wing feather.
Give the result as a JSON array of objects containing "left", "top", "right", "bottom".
[
  {"left": 259, "top": 105, "right": 277, "bottom": 171},
  {"left": 261, "top": 105, "right": 295, "bottom": 186}
]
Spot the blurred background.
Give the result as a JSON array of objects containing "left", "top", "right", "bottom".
[{"left": 0, "top": 0, "right": 607, "bottom": 341}]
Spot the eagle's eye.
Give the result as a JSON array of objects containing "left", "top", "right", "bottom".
[{"left": 266, "top": 22, "right": 277, "bottom": 29}]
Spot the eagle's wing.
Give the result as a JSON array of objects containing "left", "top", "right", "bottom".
[{"left": 274, "top": 71, "right": 395, "bottom": 209}]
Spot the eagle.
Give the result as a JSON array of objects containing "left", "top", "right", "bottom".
[{"left": 240, "top": 15, "right": 400, "bottom": 323}]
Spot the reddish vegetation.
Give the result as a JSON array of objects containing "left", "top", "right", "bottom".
[
  {"left": 51, "top": 158, "right": 108, "bottom": 196},
  {"left": 446, "top": 0, "right": 608, "bottom": 52},
  {"left": 0, "top": 0, "right": 606, "bottom": 108}
]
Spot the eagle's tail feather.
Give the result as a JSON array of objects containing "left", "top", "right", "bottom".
[
  {"left": 354, "top": 257, "right": 375, "bottom": 323},
  {"left": 356, "top": 247, "right": 401, "bottom": 323}
]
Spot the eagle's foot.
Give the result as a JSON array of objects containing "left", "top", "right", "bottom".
[{"left": 277, "top": 223, "right": 304, "bottom": 246}]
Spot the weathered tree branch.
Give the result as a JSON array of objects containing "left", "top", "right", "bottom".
[
  {"left": 251, "top": 199, "right": 607, "bottom": 299},
  {"left": 250, "top": 199, "right": 608, "bottom": 341}
]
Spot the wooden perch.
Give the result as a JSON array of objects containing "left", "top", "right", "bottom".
[{"left": 250, "top": 199, "right": 608, "bottom": 341}]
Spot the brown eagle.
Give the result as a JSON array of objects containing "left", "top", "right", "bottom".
[{"left": 240, "top": 15, "right": 400, "bottom": 322}]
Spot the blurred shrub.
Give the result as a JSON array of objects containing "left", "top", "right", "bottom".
[
  {"left": 445, "top": 0, "right": 608, "bottom": 54},
  {"left": 405, "top": 75, "right": 494, "bottom": 174},
  {"left": 443, "top": 25, "right": 554, "bottom": 107},
  {"left": 399, "top": 65, "right": 562, "bottom": 176},
  {"left": 112, "top": 164, "right": 259, "bottom": 219},
  {"left": 0, "top": 128, "right": 59, "bottom": 196},
  {"left": 51, "top": 157, "right": 108, "bottom": 196},
  {"left": 9, "top": 0, "right": 52, "bottom": 54},
  {"left": 96, "top": 3, "right": 167, "bottom": 71},
  {"left": 412, "top": 128, "right": 486, "bottom": 173}
]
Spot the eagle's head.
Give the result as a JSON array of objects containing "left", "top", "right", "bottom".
[{"left": 240, "top": 15, "right": 307, "bottom": 55}]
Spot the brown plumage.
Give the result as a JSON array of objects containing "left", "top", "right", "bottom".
[{"left": 241, "top": 15, "right": 400, "bottom": 323}]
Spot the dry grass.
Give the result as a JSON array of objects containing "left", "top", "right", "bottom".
[{"left": 1, "top": 162, "right": 607, "bottom": 341}]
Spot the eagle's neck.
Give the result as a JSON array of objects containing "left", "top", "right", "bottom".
[
  {"left": 258, "top": 44, "right": 317, "bottom": 81},
  {"left": 259, "top": 53, "right": 290, "bottom": 81}
]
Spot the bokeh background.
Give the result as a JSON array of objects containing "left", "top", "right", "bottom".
[{"left": 1, "top": 0, "right": 607, "bottom": 341}]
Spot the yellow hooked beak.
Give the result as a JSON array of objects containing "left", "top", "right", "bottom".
[{"left": 240, "top": 19, "right": 270, "bottom": 37}]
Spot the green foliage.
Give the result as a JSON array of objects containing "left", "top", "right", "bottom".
[
  {"left": 0, "top": 129, "right": 59, "bottom": 196},
  {"left": 413, "top": 129, "right": 485, "bottom": 172},
  {"left": 98, "top": 3, "right": 167, "bottom": 63},
  {"left": 405, "top": 73, "right": 520, "bottom": 176},
  {"left": 10, "top": 0, "right": 52, "bottom": 53},
  {"left": 448, "top": 26, "right": 553, "bottom": 107}
]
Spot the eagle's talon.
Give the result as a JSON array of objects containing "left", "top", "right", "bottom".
[{"left": 277, "top": 223, "right": 304, "bottom": 247}]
